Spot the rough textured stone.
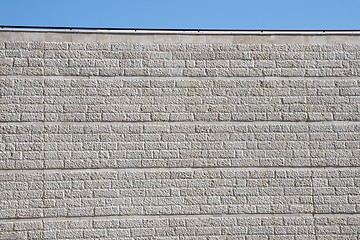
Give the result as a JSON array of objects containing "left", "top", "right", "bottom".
[
  {"left": 0, "top": 122, "right": 359, "bottom": 169},
  {"left": 0, "top": 168, "right": 359, "bottom": 217},
  {"left": 0, "top": 216, "right": 359, "bottom": 239},
  {"left": 1, "top": 76, "right": 359, "bottom": 122},
  {"left": 0, "top": 40, "right": 360, "bottom": 77},
  {"left": 0, "top": 30, "right": 359, "bottom": 239}
]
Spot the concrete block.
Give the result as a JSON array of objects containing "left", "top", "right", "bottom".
[{"left": 0, "top": 30, "right": 359, "bottom": 239}]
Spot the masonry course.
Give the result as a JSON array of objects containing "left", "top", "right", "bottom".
[
  {"left": 1, "top": 216, "right": 360, "bottom": 239},
  {"left": 1, "top": 76, "right": 359, "bottom": 122},
  {"left": 1, "top": 122, "right": 359, "bottom": 169},
  {"left": 0, "top": 30, "right": 359, "bottom": 239},
  {"left": 1, "top": 168, "right": 360, "bottom": 219},
  {"left": 1, "top": 42, "right": 360, "bottom": 77}
]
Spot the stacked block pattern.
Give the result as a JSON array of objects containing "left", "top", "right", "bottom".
[
  {"left": 1, "top": 42, "right": 360, "bottom": 77},
  {"left": 1, "top": 123, "right": 359, "bottom": 169},
  {"left": 0, "top": 34, "right": 359, "bottom": 239},
  {"left": 1, "top": 168, "right": 360, "bottom": 218},
  {"left": 1, "top": 216, "right": 360, "bottom": 240},
  {"left": 1, "top": 77, "right": 359, "bottom": 122}
]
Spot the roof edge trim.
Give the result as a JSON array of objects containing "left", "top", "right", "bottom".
[{"left": 1, "top": 26, "right": 360, "bottom": 35}]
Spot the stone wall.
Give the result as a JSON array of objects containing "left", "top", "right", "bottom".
[{"left": 0, "top": 30, "right": 359, "bottom": 239}]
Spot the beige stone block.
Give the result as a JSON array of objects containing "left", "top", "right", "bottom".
[
  {"left": 232, "top": 35, "right": 252, "bottom": 44},
  {"left": 249, "top": 35, "right": 274, "bottom": 44},
  {"left": 271, "top": 35, "right": 305, "bottom": 44},
  {"left": 331, "top": 35, "right": 360, "bottom": 44},
  {"left": 126, "top": 34, "right": 154, "bottom": 43},
  {"left": 206, "top": 35, "right": 233, "bottom": 44},
  {"left": 0, "top": 31, "right": 24, "bottom": 41},
  {"left": 23, "top": 32, "right": 44, "bottom": 42},
  {"left": 44, "top": 32, "right": 72, "bottom": 42},
  {"left": 303, "top": 35, "right": 334, "bottom": 44},
  {"left": 96, "top": 33, "right": 127, "bottom": 43},
  {"left": 180, "top": 35, "right": 207, "bottom": 43},
  {"left": 153, "top": 34, "right": 180, "bottom": 43},
  {"left": 71, "top": 33, "right": 98, "bottom": 42}
]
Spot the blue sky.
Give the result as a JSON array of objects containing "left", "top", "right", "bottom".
[{"left": 1, "top": 0, "right": 359, "bottom": 30}]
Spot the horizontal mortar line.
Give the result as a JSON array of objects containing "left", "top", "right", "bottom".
[
  {"left": 3, "top": 74, "right": 360, "bottom": 79},
  {"left": 4, "top": 75, "right": 360, "bottom": 80},
  {"left": 1, "top": 120, "right": 359, "bottom": 126},
  {"left": 1, "top": 213, "right": 359, "bottom": 223},
  {"left": 1, "top": 166, "right": 360, "bottom": 173}
]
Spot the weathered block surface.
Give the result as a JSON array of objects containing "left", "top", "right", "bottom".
[
  {"left": 0, "top": 31, "right": 359, "bottom": 239},
  {"left": 1, "top": 168, "right": 359, "bottom": 219},
  {"left": 1, "top": 76, "right": 359, "bottom": 122},
  {"left": 0, "top": 123, "right": 359, "bottom": 169},
  {"left": 1, "top": 216, "right": 359, "bottom": 239},
  {"left": 1, "top": 41, "right": 360, "bottom": 77}
]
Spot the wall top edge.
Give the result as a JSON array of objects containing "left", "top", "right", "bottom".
[
  {"left": 2, "top": 27, "right": 360, "bottom": 35},
  {"left": 2, "top": 28, "right": 360, "bottom": 44}
]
